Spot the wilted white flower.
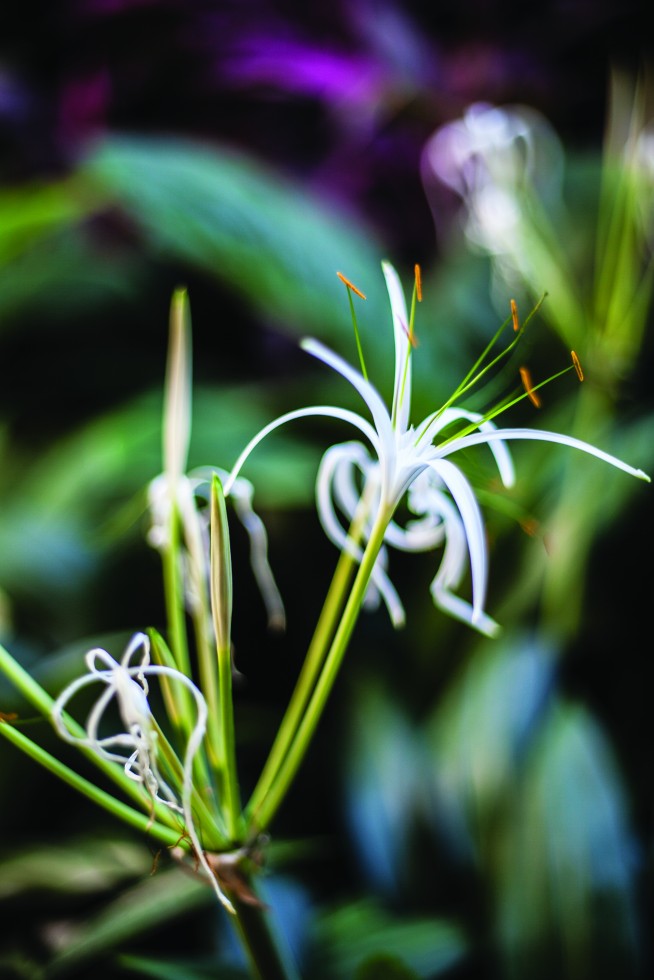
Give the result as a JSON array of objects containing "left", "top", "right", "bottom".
[
  {"left": 52, "top": 632, "right": 235, "bottom": 911},
  {"left": 147, "top": 287, "right": 284, "bottom": 630}
]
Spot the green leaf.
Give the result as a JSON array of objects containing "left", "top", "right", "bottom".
[
  {"left": 118, "top": 954, "right": 247, "bottom": 980},
  {"left": 494, "top": 701, "right": 639, "bottom": 977},
  {"left": 81, "top": 135, "right": 389, "bottom": 358},
  {"left": 312, "top": 900, "right": 467, "bottom": 979},
  {"left": 44, "top": 864, "right": 212, "bottom": 977},
  {"left": 0, "top": 837, "right": 151, "bottom": 901}
]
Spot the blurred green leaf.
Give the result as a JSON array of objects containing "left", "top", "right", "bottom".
[
  {"left": 81, "top": 135, "right": 390, "bottom": 360},
  {"left": 45, "top": 864, "right": 212, "bottom": 977},
  {"left": 426, "top": 635, "right": 555, "bottom": 860},
  {"left": 344, "top": 684, "right": 427, "bottom": 895},
  {"left": 494, "top": 701, "right": 639, "bottom": 979},
  {"left": 0, "top": 837, "right": 151, "bottom": 900},
  {"left": 118, "top": 954, "right": 247, "bottom": 979},
  {"left": 312, "top": 900, "right": 467, "bottom": 979},
  {"left": 0, "top": 179, "right": 92, "bottom": 266}
]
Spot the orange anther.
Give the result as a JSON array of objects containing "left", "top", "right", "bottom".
[
  {"left": 519, "top": 365, "right": 542, "bottom": 408},
  {"left": 571, "top": 350, "right": 584, "bottom": 381},
  {"left": 414, "top": 263, "right": 422, "bottom": 302},
  {"left": 336, "top": 271, "right": 366, "bottom": 299},
  {"left": 510, "top": 298, "right": 519, "bottom": 332}
]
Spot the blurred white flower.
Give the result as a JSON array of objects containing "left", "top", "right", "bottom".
[{"left": 423, "top": 103, "right": 565, "bottom": 303}]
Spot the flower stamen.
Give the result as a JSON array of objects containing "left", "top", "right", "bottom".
[
  {"left": 519, "top": 365, "right": 542, "bottom": 408},
  {"left": 511, "top": 298, "right": 520, "bottom": 332},
  {"left": 414, "top": 263, "right": 422, "bottom": 303},
  {"left": 571, "top": 350, "right": 584, "bottom": 381},
  {"left": 336, "top": 271, "right": 366, "bottom": 299}
]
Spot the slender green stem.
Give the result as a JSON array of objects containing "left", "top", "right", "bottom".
[
  {"left": 245, "top": 504, "right": 368, "bottom": 819},
  {"left": 0, "top": 643, "right": 179, "bottom": 832},
  {"left": 162, "top": 508, "right": 193, "bottom": 682},
  {"left": 192, "top": 598, "right": 224, "bottom": 777},
  {"left": 218, "top": 641, "right": 242, "bottom": 840},
  {"left": 151, "top": 719, "right": 228, "bottom": 850},
  {"left": 0, "top": 721, "right": 183, "bottom": 848},
  {"left": 248, "top": 510, "right": 390, "bottom": 833}
]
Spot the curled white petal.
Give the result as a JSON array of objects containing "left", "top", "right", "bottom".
[{"left": 52, "top": 633, "right": 234, "bottom": 912}]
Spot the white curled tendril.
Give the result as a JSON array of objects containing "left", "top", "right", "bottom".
[{"left": 51, "top": 632, "right": 235, "bottom": 912}]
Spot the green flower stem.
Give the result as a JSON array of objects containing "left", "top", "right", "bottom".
[
  {"left": 230, "top": 877, "right": 300, "bottom": 980},
  {"left": 247, "top": 509, "right": 390, "bottom": 833},
  {"left": 0, "top": 721, "right": 183, "bottom": 848},
  {"left": 192, "top": 599, "right": 224, "bottom": 784},
  {"left": 149, "top": 627, "right": 222, "bottom": 830},
  {"left": 245, "top": 500, "right": 370, "bottom": 821},
  {"left": 162, "top": 508, "right": 193, "bottom": 685},
  {"left": 0, "top": 643, "right": 179, "bottom": 832},
  {"left": 151, "top": 719, "right": 228, "bottom": 851},
  {"left": 218, "top": 640, "right": 242, "bottom": 841}
]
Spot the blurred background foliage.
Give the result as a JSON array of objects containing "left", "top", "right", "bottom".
[{"left": 1, "top": 1, "right": 653, "bottom": 977}]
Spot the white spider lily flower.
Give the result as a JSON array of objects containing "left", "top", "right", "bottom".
[
  {"left": 52, "top": 632, "right": 235, "bottom": 912},
  {"left": 225, "top": 262, "right": 649, "bottom": 636}
]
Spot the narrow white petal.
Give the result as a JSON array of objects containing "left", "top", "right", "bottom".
[
  {"left": 224, "top": 405, "right": 381, "bottom": 494},
  {"left": 439, "top": 427, "right": 650, "bottom": 482},
  {"left": 382, "top": 260, "right": 412, "bottom": 432},
  {"left": 301, "top": 338, "right": 395, "bottom": 448},
  {"left": 426, "top": 459, "right": 490, "bottom": 626}
]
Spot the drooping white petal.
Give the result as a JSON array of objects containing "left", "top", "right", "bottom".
[
  {"left": 224, "top": 405, "right": 382, "bottom": 494},
  {"left": 425, "top": 458, "right": 491, "bottom": 630},
  {"left": 439, "top": 427, "right": 650, "bottom": 482},
  {"left": 315, "top": 443, "right": 406, "bottom": 627},
  {"left": 301, "top": 339, "right": 396, "bottom": 452},
  {"left": 382, "top": 260, "right": 412, "bottom": 432},
  {"left": 427, "top": 492, "right": 500, "bottom": 637}
]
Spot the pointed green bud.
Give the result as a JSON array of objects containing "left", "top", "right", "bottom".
[
  {"left": 210, "top": 474, "right": 233, "bottom": 653},
  {"left": 164, "top": 287, "right": 192, "bottom": 483}
]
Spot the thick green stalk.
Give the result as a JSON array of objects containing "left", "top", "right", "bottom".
[
  {"left": 230, "top": 876, "right": 301, "bottom": 980},
  {"left": 247, "top": 510, "right": 390, "bottom": 833}
]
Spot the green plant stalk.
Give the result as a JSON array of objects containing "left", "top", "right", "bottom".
[
  {"left": 0, "top": 643, "right": 180, "bottom": 832},
  {"left": 245, "top": 499, "right": 371, "bottom": 819},
  {"left": 217, "top": 639, "right": 242, "bottom": 841},
  {"left": 0, "top": 721, "right": 183, "bottom": 848},
  {"left": 148, "top": 624, "right": 220, "bottom": 827},
  {"left": 247, "top": 508, "right": 390, "bottom": 833},
  {"left": 191, "top": 592, "right": 224, "bottom": 781},
  {"left": 230, "top": 877, "right": 301, "bottom": 980},
  {"left": 150, "top": 718, "right": 228, "bottom": 851},
  {"left": 162, "top": 505, "right": 193, "bottom": 686}
]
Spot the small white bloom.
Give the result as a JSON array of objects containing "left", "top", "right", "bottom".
[
  {"left": 225, "top": 262, "right": 648, "bottom": 636},
  {"left": 52, "top": 632, "right": 235, "bottom": 912}
]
